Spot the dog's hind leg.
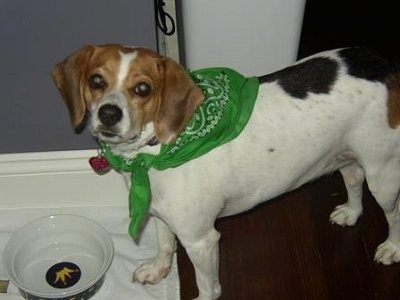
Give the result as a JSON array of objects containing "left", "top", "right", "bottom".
[
  {"left": 133, "top": 217, "right": 176, "bottom": 284},
  {"left": 330, "top": 161, "right": 365, "bottom": 226},
  {"left": 364, "top": 164, "right": 400, "bottom": 265}
]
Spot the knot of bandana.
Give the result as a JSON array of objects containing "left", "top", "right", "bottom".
[{"left": 99, "top": 68, "right": 259, "bottom": 238}]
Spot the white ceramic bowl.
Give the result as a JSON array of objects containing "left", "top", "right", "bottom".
[{"left": 2, "top": 215, "right": 114, "bottom": 300}]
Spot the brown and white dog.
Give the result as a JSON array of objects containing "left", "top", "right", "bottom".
[{"left": 52, "top": 44, "right": 400, "bottom": 300}]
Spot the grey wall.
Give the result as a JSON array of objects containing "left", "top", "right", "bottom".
[{"left": 0, "top": 0, "right": 157, "bottom": 153}]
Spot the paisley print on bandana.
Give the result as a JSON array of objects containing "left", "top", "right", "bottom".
[{"left": 169, "top": 72, "right": 230, "bottom": 154}]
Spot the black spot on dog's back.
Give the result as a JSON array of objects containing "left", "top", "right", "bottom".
[
  {"left": 259, "top": 57, "right": 339, "bottom": 99},
  {"left": 338, "top": 47, "right": 391, "bottom": 82}
]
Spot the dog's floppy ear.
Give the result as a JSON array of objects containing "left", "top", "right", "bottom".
[
  {"left": 155, "top": 57, "right": 204, "bottom": 144},
  {"left": 51, "top": 45, "right": 96, "bottom": 133}
]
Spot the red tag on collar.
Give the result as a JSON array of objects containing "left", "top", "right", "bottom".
[{"left": 89, "top": 155, "right": 111, "bottom": 175}]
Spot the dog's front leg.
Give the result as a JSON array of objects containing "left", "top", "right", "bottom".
[
  {"left": 133, "top": 217, "right": 176, "bottom": 284},
  {"left": 181, "top": 228, "right": 221, "bottom": 300}
]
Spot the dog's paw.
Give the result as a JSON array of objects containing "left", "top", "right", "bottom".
[
  {"left": 133, "top": 256, "right": 172, "bottom": 285},
  {"left": 329, "top": 204, "right": 361, "bottom": 226},
  {"left": 375, "top": 240, "right": 400, "bottom": 265}
]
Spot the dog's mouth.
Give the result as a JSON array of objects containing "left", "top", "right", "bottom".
[
  {"left": 97, "top": 129, "right": 138, "bottom": 142},
  {"left": 99, "top": 130, "right": 119, "bottom": 138},
  {"left": 97, "top": 130, "right": 158, "bottom": 147}
]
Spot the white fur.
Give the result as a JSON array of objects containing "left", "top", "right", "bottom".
[
  {"left": 89, "top": 52, "right": 139, "bottom": 144},
  {"left": 116, "top": 51, "right": 137, "bottom": 89},
  {"left": 94, "top": 49, "right": 400, "bottom": 300}
]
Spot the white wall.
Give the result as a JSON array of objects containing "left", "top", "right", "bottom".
[{"left": 180, "top": 0, "right": 306, "bottom": 76}]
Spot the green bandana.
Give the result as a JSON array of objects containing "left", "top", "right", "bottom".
[{"left": 100, "top": 68, "right": 259, "bottom": 238}]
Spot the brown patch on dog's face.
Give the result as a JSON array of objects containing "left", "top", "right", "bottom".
[
  {"left": 83, "top": 47, "right": 122, "bottom": 101},
  {"left": 119, "top": 49, "right": 163, "bottom": 134},
  {"left": 116, "top": 48, "right": 204, "bottom": 144},
  {"left": 387, "top": 74, "right": 400, "bottom": 129}
]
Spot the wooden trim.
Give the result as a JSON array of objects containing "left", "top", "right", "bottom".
[{"left": 0, "top": 150, "right": 127, "bottom": 209}]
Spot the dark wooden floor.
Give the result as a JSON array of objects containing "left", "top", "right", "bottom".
[{"left": 177, "top": 172, "right": 400, "bottom": 299}]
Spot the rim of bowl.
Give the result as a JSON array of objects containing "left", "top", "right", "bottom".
[{"left": 2, "top": 214, "right": 114, "bottom": 298}]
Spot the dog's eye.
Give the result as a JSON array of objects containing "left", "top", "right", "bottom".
[
  {"left": 134, "top": 82, "right": 151, "bottom": 97},
  {"left": 88, "top": 74, "right": 106, "bottom": 90}
]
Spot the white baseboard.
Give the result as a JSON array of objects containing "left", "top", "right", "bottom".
[{"left": 0, "top": 150, "right": 128, "bottom": 209}]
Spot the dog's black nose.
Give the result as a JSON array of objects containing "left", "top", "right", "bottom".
[{"left": 98, "top": 104, "right": 122, "bottom": 126}]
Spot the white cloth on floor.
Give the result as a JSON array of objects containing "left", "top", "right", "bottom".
[{"left": 0, "top": 207, "right": 179, "bottom": 300}]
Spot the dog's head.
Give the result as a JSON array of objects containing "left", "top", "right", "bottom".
[{"left": 51, "top": 44, "right": 204, "bottom": 146}]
